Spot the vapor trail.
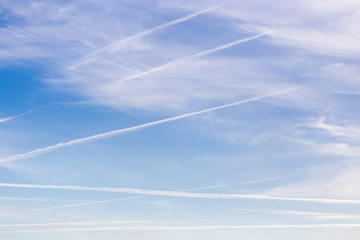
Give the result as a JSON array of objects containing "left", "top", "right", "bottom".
[
  {"left": 107, "top": 31, "right": 272, "bottom": 87},
  {"left": 0, "top": 197, "right": 74, "bottom": 202},
  {"left": 32, "top": 196, "right": 144, "bottom": 212},
  {"left": 0, "top": 104, "right": 53, "bottom": 124},
  {"left": 68, "top": 3, "right": 227, "bottom": 70},
  {"left": 0, "top": 87, "right": 298, "bottom": 163},
  {"left": 32, "top": 177, "right": 281, "bottom": 212},
  {"left": 5, "top": 224, "right": 360, "bottom": 233},
  {"left": 1, "top": 181, "right": 360, "bottom": 204}
]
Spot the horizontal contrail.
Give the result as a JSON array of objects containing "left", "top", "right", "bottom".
[
  {"left": 0, "top": 220, "right": 148, "bottom": 228},
  {"left": 0, "top": 87, "right": 298, "bottom": 163},
  {"left": 5, "top": 224, "right": 360, "bottom": 233},
  {"left": 1, "top": 182, "right": 360, "bottom": 204},
  {"left": 32, "top": 177, "right": 281, "bottom": 212},
  {"left": 0, "top": 104, "right": 53, "bottom": 124},
  {"left": 107, "top": 31, "right": 272, "bottom": 87},
  {"left": 68, "top": 3, "right": 227, "bottom": 70}
]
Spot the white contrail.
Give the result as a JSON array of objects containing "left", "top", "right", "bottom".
[
  {"left": 106, "top": 31, "right": 272, "bottom": 87},
  {"left": 5, "top": 224, "right": 360, "bottom": 233},
  {"left": 68, "top": 3, "right": 228, "bottom": 70},
  {"left": 0, "top": 87, "right": 298, "bottom": 163},
  {"left": 0, "top": 104, "right": 53, "bottom": 124},
  {"left": 0, "top": 220, "right": 148, "bottom": 228},
  {"left": 32, "top": 177, "right": 281, "bottom": 212},
  {"left": 1, "top": 182, "right": 360, "bottom": 204}
]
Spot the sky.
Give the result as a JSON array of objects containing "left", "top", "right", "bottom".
[{"left": 0, "top": 0, "right": 360, "bottom": 239}]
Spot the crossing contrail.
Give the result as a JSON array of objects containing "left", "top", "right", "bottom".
[
  {"left": 68, "top": 3, "right": 228, "bottom": 70},
  {"left": 0, "top": 181, "right": 359, "bottom": 204},
  {"left": 106, "top": 31, "right": 272, "bottom": 88},
  {"left": 32, "top": 177, "right": 281, "bottom": 212},
  {"left": 0, "top": 87, "right": 298, "bottom": 163}
]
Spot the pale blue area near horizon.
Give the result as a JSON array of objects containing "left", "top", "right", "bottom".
[{"left": 1, "top": 0, "right": 360, "bottom": 239}]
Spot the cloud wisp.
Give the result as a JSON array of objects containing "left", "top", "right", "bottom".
[
  {"left": 0, "top": 87, "right": 298, "bottom": 163},
  {"left": 5, "top": 223, "right": 360, "bottom": 233},
  {"left": 1, "top": 181, "right": 360, "bottom": 204},
  {"left": 68, "top": 3, "right": 227, "bottom": 70},
  {"left": 310, "top": 117, "right": 360, "bottom": 139},
  {"left": 106, "top": 31, "right": 272, "bottom": 87}
]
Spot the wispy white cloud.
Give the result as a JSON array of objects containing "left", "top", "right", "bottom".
[
  {"left": 334, "top": 90, "right": 360, "bottom": 95},
  {"left": 308, "top": 117, "right": 360, "bottom": 140},
  {"left": 267, "top": 161, "right": 360, "bottom": 199},
  {"left": 1, "top": 182, "right": 360, "bottom": 204},
  {"left": 164, "top": 0, "right": 360, "bottom": 56},
  {"left": 0, "top": 87, "right": 298, "bottom": 163}
]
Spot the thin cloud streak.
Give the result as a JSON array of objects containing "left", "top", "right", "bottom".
[
  {"left": 68, "top": 3, "right": 227, "bottom": 70},
  {"left": 5, "top": 224, "right": 360, "bottom": 233},
  {"left": 108, "top": 31, "right": 272, "bottom": 86},
  {"left": 0, "top": 87, "right": 298, "bottom": 163},
  {"left": 1, "top": 181, "right": 360, "bottom": 204}
]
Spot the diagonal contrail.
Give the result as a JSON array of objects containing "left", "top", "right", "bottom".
[
  {"left": 0, "top": 181, "right": 360, "bottom": 204},
  {"left": 0, "top": 104, "right": 53, "bottom": 124},
  {"left": 68, "top": 3, "right": 228, "bottom": 70},
  {"left": 106, "top": 31, "right": 272, "bottom": 88},
  {"left": 0, "top": 87, "right": 299, "bottom": 163}
]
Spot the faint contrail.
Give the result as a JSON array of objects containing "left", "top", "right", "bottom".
[
  {"left": 0, "top": 87, "right": 298, "bottom": 163},
  {"left": 68, "top": 3, "right": 228, "bottom": 70},
  {"left": 32, "top": 196, "right": 144, "bottom": 212},
  {"left": 106, "top": 31, "right": 272, "bottom": 88},
  {"left": 32, "top": 177, "right": 281, "bottom": 212},
  {"left": 1, "top": 181, "right": 360, "bottom": 204},
  {"left": 0, "top": 104, "right": 53, "bottom": 124},
  {"left": 0, "top": 197, "right": 75, "bottom": 202},
  {"left": 0, "top": 220, "right": 148, "bottom": 228},
  {"left": 5, "top": 224, "right": 360, "bottom": 233}
]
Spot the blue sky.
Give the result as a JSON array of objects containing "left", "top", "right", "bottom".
[{"left": 1, "top": 0, "right": 360, "bottom": 239}]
